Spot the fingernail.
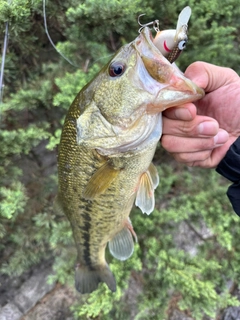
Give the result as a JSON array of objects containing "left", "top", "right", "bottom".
[
  {"left": 198, "top": 121, "right": 218, "bottom": 135},
  {"left": 213, "top": 130, "right": 229, "bottom": 145}
]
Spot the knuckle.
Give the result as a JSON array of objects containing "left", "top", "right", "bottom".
[
  {"left": 180, "top": 120, "right": 199, "bottom": 136},
  {"left": 199, "top": 137, "right": 216, "bottom": 150},
  {"left": 161, "top": 135, "right": 178, "bottom": 152},
  {"left": 175, "top": 150, "right": 211, "bottom": 164},
  {"left": 174, "top": 153, "right": 191, "bottom": 163}
]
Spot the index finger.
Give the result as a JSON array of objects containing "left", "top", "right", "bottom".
[
  {"left": 162, "top": 114, "right": 219, "bottom": 137},
  {"left": 185, "top": 61, "right": 239, "bottom": 93},
  {"left": 162, "top": 103, "right": 197, "bottom": 120}
]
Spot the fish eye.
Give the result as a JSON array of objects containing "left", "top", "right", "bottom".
[
  {"left": 178, "top": 40, "right": 187, "bottom": 50},
  {"left": 109, "top": 62, "right": 126, "bottom": 77}
]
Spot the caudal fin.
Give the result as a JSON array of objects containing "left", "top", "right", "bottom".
[{"left": 75, "top": 263, "right": 116, "bottom": 294}]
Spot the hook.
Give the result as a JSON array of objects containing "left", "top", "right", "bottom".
[{"left": 138, "top": 14, "right": 159, "bottom": 33}]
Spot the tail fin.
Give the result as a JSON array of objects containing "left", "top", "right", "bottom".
[{"left": 75, "top": 263, "right": 116, "bottom": 294}]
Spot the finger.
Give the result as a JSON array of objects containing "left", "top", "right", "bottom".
[
  {"left": 161, "top": 129, "right": 229, "bottom": 153},
  {"left": 172, "top": 149, "right": 213, "bottom": 164},
  {"left": 162, "top": 115, "right": 220, "bottom": 137},
  {"left": 162, "top": 136, "right": 216, "bottom": 154},
  {"left": 185, "top": 61, "right": 239, "bottom": 93},
  {"left": 162, "top": 103, "right": 196, "bottom": 120},
  {"left": 186, "top": 145, "right": 233, "bottom": 168},
  {"left": 169, "top": 144, "right": 229, "bottom": 168}
]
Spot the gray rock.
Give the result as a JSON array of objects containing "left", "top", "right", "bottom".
[
  {"left": 23, "top": 285, "right": 76, "bottom": 320},
  {"left": 0, "top": 265, "right": 56, "bottom": 320},
  {"left": 0, "top": 303, "right": 23, "bottom": 320},
  {"left": 13, "top": 267, "right": 55, "bottom": 314},
  {"left": 169, "top": 309, "right": 193, "bottom": 320},
  {"left": 174, "top": 220, "right": 213, "bottom": 256},
  {"left": 222, "top": 307, "right": 240, "bottom": 320}
]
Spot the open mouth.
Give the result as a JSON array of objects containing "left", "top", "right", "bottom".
[{"left": 135, "top": 27, "right": 205, "bottom": 112}]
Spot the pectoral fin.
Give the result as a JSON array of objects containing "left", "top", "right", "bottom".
[
  {"left": 83, "top": 161, "right": 119, "bottom": 199},
  {"left": 135, "top": 163, "right": 159, "bottom": 215},
  {"left": 108, "top": 219, "right": 137, "bottom": 261}
]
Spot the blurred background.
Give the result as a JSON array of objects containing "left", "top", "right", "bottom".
[{"left": 1, "top": 0, "right": 240, "bottom": 319}]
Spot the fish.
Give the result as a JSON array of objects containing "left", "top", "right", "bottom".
[
  {"left": 153, "top": 6, "right": 192, "bottom": 63},
  {"left": 56, "top": 26, "right": 204, "bottom": 294}
]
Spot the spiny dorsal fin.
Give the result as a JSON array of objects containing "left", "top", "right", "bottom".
[{"left": 83, "top": 161, "right": 119, "bottom": 200}]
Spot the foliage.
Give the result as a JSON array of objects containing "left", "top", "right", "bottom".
[
  {"left": 131, "top": 166, "right": 240, "bottom": 319},
  {"left": 1, "top": 0, "right": 240, "bottom": 319},
  {"left": 0, "top": 181, "right": 27, "bottom": 219}
]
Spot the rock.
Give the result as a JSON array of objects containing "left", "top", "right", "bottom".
[
  {"left": 222, "top": 307, "right": 240, "bottom": 320},
  {"left": 0, "top": 264, "right": 55, "bottom": 320},
  {"left": 13, "top": 267, "right": 55, "bottom": 314},
  {"left": 22, "top": 285, "right": 76, "bottom": 320},
  {"left": 169, "top": 309, "right": 193, "bottom": 320},
  {"left": 0, "top": 303, "right": 23, "bottom": 320},
  {"left": 174, "top": 220, "right": 212, "bottom": 256}
]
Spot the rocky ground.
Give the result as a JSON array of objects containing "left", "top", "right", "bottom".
[
  {"left": 1, "top": 230, "right": 240, "bottom": 320},
  {"left": 0, "top": 259, "right": 77, "bottom": 320},
  {"left": 1, "top": 142, "right": 240, "bottom": 320},
  {"left": 0, "top": 142, "right": 77, "bottom": 320}
]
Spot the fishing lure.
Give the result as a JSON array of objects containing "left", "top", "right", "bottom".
[
  {"left": 138, "top": 14, "right": 160, "bottom": 33},
  {"left": 154, "top": 6, "right": 191, "bottom": 63},
  {"left": 139, "top": 6, "right": 192, "bottom": 63}
]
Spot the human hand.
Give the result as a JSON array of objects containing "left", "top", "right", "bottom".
[{"left": 161, "top": 61, "right": 240, "bottom": 168}]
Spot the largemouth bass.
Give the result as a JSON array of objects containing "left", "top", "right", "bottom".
[{"left": 57, "top": 27, "right": 204, "bottom": 294}]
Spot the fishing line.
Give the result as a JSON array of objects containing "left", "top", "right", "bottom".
[
  {"left": 0, "top": 22, "right": 9, "bottom": 103},
  {"left": 43, "top": 0, "right": 77, "bottom": 67},
  {"left": 0, "top": 20, "right": 9, "bottom": 119},
  {"left": 43, "top": 0, "right": 120, "bottom": 70},
  {"left": 93, "top": 53, "right": 115, "bottom": 63}
]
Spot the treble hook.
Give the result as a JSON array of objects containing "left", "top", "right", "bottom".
[{"left": 138, "top": 14, "right": 160, "bottom": 33}]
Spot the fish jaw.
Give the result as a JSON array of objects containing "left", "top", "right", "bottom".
[{"left": 135, "top": 27, "right": 205, "bottom": 112}]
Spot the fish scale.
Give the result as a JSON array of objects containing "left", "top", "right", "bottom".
[{"left": 56, "top": 27, "right": 204, "bottom": 294}]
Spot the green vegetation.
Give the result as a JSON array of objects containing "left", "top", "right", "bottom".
[{"left": 1, "top": 0, "right": 240, "bottom": 319}]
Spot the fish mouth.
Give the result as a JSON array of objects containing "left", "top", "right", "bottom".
[{"left": 135, "top": 27, "right": 205, "bottom": 112}]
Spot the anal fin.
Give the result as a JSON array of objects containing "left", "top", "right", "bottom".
[
  {"left": 83, "top": 161, "right": 119, "bottom": 199},
  {"left": 108, "top": 219, "right": 137, "bottom": 261}
]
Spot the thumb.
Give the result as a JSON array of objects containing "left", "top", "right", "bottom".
[{"left": 184, "top": 61, "right": 239, "bottom": 93}]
